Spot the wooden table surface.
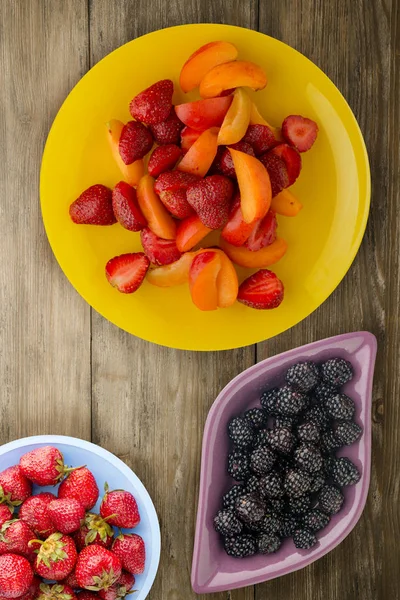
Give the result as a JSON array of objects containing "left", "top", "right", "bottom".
[{"left": 1, "top": 0, "right": 399, "bottom": 598}]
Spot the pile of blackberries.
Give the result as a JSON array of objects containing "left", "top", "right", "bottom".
[{"left": 214, "top": 358, "right": 362, "bottom": 558}]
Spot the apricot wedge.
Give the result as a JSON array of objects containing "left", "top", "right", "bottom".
[
  {"left": 229, "top": 149, "right": 271, "bottom": 224},
  {"left": 147, "top": 252, "right": 195, "bottom": 287},
  {"left": 200, "top": 61, "right": 267, "bottom": 99},
  {"left": 176, "top": 214, "right": 212, "bottom": 252},
  {"left": 220, "top": 236, "right": 288, "bottom": 268},
  {"left": 213, "top": 249, "right": 239, "bottom": 308},
  {"left": 106, "top": 120, "right": 144, "bottom": 186},
  {"left": 179, "top": 41, "right": 238, "bottom": 93},
  {"left": 175, "top": 97, "right": 232, "bottom": 131},
  {"left": 178, "top": 128, "right": 219, "bottom": 177},
  {"left": 137, "top": 175, "right": 176, "bottom": 240},
  {"left": 217, "top": 88, "right": 252, "bottom": 146},
  {"left": 271, "top": 189, "right": 303, "bottom": 217},
  {"left": 221, "top": 196, "right": 256, "bottom": 246},
  {"left": 249, "top": 104, "right": 283, "bottom": 141},
  {"left": 189, "top": 251, "right": 222, "bottom": 311}
]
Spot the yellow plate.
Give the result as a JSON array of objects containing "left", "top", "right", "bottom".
[{"left": 40, "top": 24, "right": 370, "bottom": 351}]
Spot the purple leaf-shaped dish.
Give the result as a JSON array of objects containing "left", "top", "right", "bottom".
[{"left": 192, "top": 332, "right": 377, "bottom": 594}]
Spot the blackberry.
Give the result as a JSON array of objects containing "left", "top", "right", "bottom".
[
  {"left": 324, "top": 393, "right": 355, "bottom": 421},
  {"left": 222, "top": 484, "right": 246, "bottom": 510},
  {"left": 331, "top": 457, "right": 361, "bottom": 486},
  {"left": 214, "top": 510, "right": 243, "bottom": 536},
  {"left": 250, "top": 446, "right": 276, "bottom": 476},
  {"left": 320, "top": 429, "right": 342, "bottom": 453},
  {"left": 288, "top": 495, "right": 312, "bottom": 515},
  {"left": 228, "top": 450, "right": 251, "bottom": 482},
  {"left": 293, "top": 528, "right": 318, "bottom": 549},
  {"left": 269, "top": 498, "right": 286, "bottom": 513},
  {"left": 276, "top": 386, "right": 308, "bottom": 416},
  {"left": 275, "top": 415, "right": 299, "bottom": 429},
  {"left": 279, "top": 514, "right": 299, "bottom": 538},
  {"left": 255, "top": 429, "right": 270, "bottom": 448},
  {"left": 335, "top": 421, "right": 363, "bottom": 445},
  {"left": 246, "top": 475, "right": 260, "bottom": 494},
  {"left": 257, "top": 511, "right": 282, "bottom": 535},
  {"left": 294, "top": 443, "right": 323, "bottom": 473},
  {"left": 259, "top": 471, "right": 284, "bottom": 499},
  {"left": 297, "top": 421, "right": 320, "bottom": 444},
  {"left": 285, "top": 361, "right": 320, "bottom": 393},
  {"left": 302, "top": 509, "right": 330, "bottom": 532},
  {"left": 275, "top": 455, "right": 294, "bottom": 474},
  {"left": 313, "top": 381, "right": 338, "bottom": 402},
  {"left": 235, "top": 493, "right": 266, "bottom": 524},
  {"left": 224, "top": 534, "right": 257, "bottom": 558},
  {"left": 228, "top": 417, "right": 254, "bottom": 448},
  {"left": 260, "top": 388, "right": 279, "bottom": 415},
  {"left": 257, "top": 533, "right": 282, "bottom": 554},
  {"left": 244, "top": 407, "right": 268, "bottom": 430},
  {"left": 318, "top": 485, "right": 344, "bottom": 515},
  {"left": 320, "top": 358, "right": 353, "bottom": 387},
  {"left": 323, "top": 455, "right": 335, "bottom": 477},
  {"left": 265, "top": 427, "right": 295, "bottom": 454},
  {"left": 304, "top": 405, "right": 331, "bottom": 430},
  {"left": 309, "top": 472, "right": 326, "bottom": 494},
  {"left": 284, "top": 469, "right": 312, "bottom": 498}
]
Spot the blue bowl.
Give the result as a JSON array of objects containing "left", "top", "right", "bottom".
[{"left": 0, "top": 435, "right": 161, "bottom": 598}]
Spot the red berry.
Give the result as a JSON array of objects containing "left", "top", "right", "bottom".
[
  {"left": 34, "top": 533, "right": 77, "bottom": 581},
  {"left": 269, "top": 143, "right": 302, "bottom": 185},
  {"left": 112, "top": 182, "right": 147, "bottom": 232},
  {"left": 100, "top": 486, "right": 140, "bottom": 529},
  {"left": 186, "top": 175, "right": 234, "bottom": 229},
  {"left": 237, "top": 269, "right": 284, "bottom": 310},
  {"left": 243, "top": 124, "right": 277, "bottom": 155},
  {"left": 112, "top": 534, "right": 145, "bottom": 575},
  {"left": 0, "top": 467, "right": 32, "bottom": 507},
  {"left": 105, "top": 253, "right": 150, "bottom": 294},
  {"left": 36, "top": 584, "right": 77, "bottom": 600},
  {"left": 130, "top": 79, "right": 174, "bottom": 126},
  {"left": 19, "top": 493, "right": 57, "bottom": 538},
  {"left": 259, "top": 153, "right": 289, "bottom": 197},
  {"left": 212, "top": 141, "right": 255, "bottom": 178},
  {"left": 282, "top": 115, "right": 318, "bottom": 152},
  {"left": 15, "top": 576, "right": 41, "bottom": 600},
  {"left": 154, "top": 170, "right": 200, "bottom": 195},
  {"left": 245, "top": 210, "right": 277, "bottom": 252},
  {"left": 20, "top": 446, "right": 75, "bottom": 487},
  {"left": 69, "top": 185, "right": 116, "bottom": 226},
  {"left": 140, "top": 228, "right": 181, "bottom": 266},
  {"left": 47, "top": 498, "right": 85, "bottom": 535},
  {"left": 77, "top": 594, "right": 98, "bottom": 600},
  {"left": 118, "top": 121, "right": 153, "bottom": 165},
  {"left": 73, "top": 512, "right": 114, "bottom": 551},
  {"left": 75, "top": 545, "right": 122, "bottom": 591},
  {"left": 0, "top": 505, "right": 13, "bottom": 528},
  {"left": 148, "top": 144, "right": 182, "bottom": 177},
  {"left": 60, "top": 569, "right": 80, "bottom": 589},
  {"left": 58, "top": 467, "right": 99, "bottom": 511},
  {"left": 98, "top": 570, "right": 135, "bottom": 600},
  {"left": 0, "top": 554, "right": 33, "bottom": 599},
  {"left": 0, "top": 520, "right": 38, "bottom": 562},
  {"left": 149, "top": 108, "right": 184, "bottom": 145}
]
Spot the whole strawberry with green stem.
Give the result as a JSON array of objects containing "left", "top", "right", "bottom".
[
  {"left": 112, "top": 533, "right": 145, "bottom": 575},
  {"left": 0, "top": 466, "right": 32, "bottom": 507},
  {"left": 19, "top": 492, "right": 57, "bottom": 538},
  {"left": 58, "top": 468, "right": 99, "bottom": 511},
  {"left": 32, "top": 533, "right": 77, "bottom": 581},
  {"left": 0, "top": 553, "right": 33, "bottom": 598},
  {"left": 19, "top": 446, "right": 81, "bottom": 486},
  {"left": 73, "top": 512, "right": 114, "bottom": 551},
  {"left": 35, "top": 583, "right": 77, "bottom": 600},
  {"left": 0, "top": 519, "right": 38, "bottom": 562},
  {"left": 98, "top": 571, "right": 136, "bottom": 600},
  {"left": 100, "top": 483, "right": 140, "bottom": 529},
  {"left": 75, "top": 545, "right": 122, "bottom": 591}
]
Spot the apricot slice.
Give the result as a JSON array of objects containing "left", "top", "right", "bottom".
[
  {"left": 249, "top": 104, "right": 283, "bottom": 141},
  {"left": 220, "top": 236, "right": 288, "bottom": 268},
  {"left": 176, "top": 214, "right": 212, "bottom": 252},
  {"left": 137, "top": 175, "right": 176, "bottom": 240},
  {"left": 212, "top": 249, "right": 239, "bottom": 308},
  {"left": 106, "top": 120, "right": 144, "bottom": 186},
  {"left": 179, "top": 41, "right": 238, "bottom": 93},
  {"left": 147, "top": 252, "right": 195, "bottom": 287},
  {"left": 217, "top": 88, "right": 252, "bottom": 146},
  {"left": 200, "top": 61, "right": 267, "bottom": 99},
  {"left": 175, "top": 97, "right": 232, "bottom": 131},
  {"left": 189, "top": 251, "right": 222, "bottom": 311},
  {"left": 221, "top": 195, "right": 256, "bottom": 246},
  {"left": 229, "top": 149, "right": 272, "bottom": 224},
  {"left": 177, "top": 128, "right": 219, "bottom": 177},
  {"left": 271, "top": 189, "right": 303, "bottom": 217}
]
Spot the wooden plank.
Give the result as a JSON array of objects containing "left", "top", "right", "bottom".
[
  {"left": 89, "top": 1, "right": 257, "bottom": 599},
  {"left": 0, "top": 0, "right": 91, "bottom": 440},
  {"left": 257, "top": 0, "right": 397, "bottom": 598}
]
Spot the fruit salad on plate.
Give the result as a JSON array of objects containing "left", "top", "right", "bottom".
[{"left": 69, "top": 41, "right": 319, "bottom": 312}]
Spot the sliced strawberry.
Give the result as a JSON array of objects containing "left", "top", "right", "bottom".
[
  {"left": 237, "top": 269, "right": 284, "bottom": 309},
  {"left": 69, "top": 184, "right": 116, "bottom": 225},
  {"left": 105, "top": 253, "right": 150, "bottom": 293},
  {"left": 158, "top": 189, "right": 194, "bottom": 219},
  {"left": 176, "top": 215, "right": 211, "bottom": 252},
  {"left": 270, "top": 143, "right": 302, "bottom": 185},
  {"left": 154, "top": 170, "right": 201, "bottom": 194},
  {"left": 140, "top": 227, "right": 181, "bottom": 265},
  {"left": 148, "top": 144, "right": 182, "bottom": 177},
  {"left": 186, "top": 175, "right": 234, "bottom": 229},
  {"left": 149, "top": 108, "right": 184, "bottom": 145},
  {"left": 282, "top": 115, "right": 319, "bottom": 152},
  {"left": 213, "top": 141, "right": 255, "bottom": 178},
  {"left": 221, "top": 193, "right": 255, "bottom": 246},
  {"left": 112, "top": 181, "right": 147, "bottom": 231},
  {"left": 118, "top": 121, "right": 153, "bottom": 165},
  {"left": 259, "top": 153, "right": 289, "bottom": 197},
  {"left": 180, "top": 127, "right": 203, "bottom": 153},
  {"left": 243, "top": 124, "right": 277, "bottom": 155},
  {"left": 129, "top": 79, "right": 174, "bottom": 125},
  {"left": 246, "top": 210, "right": 277, "bottom": 252}
]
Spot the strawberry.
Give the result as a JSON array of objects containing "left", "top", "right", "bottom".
[
  {"left": 259, "top": 153, "right": 289, "bottom": 197},
  {"left": 77, "top": 594, "right": 98, "bottom": 600},
  {"left": 0, "top": 466, "right": 32, "bottom": 507},
  {"left": 117, "top": 572, "right": 135, "bottom": 590},
  {"left": 154, "top": 171, "right": 199, "bottom": 219},
  {"left": 282, "top": 115, "right": 318, "bottom": 152},
  {"left": 243, "top": 124, "right": 277, "bottom": 155},
  {"left": 100, "top": 485, "right": 140, "bottom": 529},
  {"left": 20, "top": 446, "right": 77, "bottom": 487},
  {"left": 269, "top": 143, "right": 301, "bottom": 185},
  {"left": 246, "top": 210, "right": 277, "bottom": 252},
  {"left": 129, "top": 79, "right": 174, "bottom": 126},
  {"left": 212, "top": 141, "right": 255, "bottom": 178},
  {"left": 140, "top": 228, "right": 181, "bottom": 266},
  {"left": 33, "top": 533, "right": 77, "bottom": 581},
  {"left": 98, "top": 571, "right": 135, "bottom": 600},
  {"left": 61, "top": 569, "right": 80, "bottom": 589},
  {"left": 149, "top": 109, "right": 184, "bottom": 145},
  {"left": 73, "top": 513, "right": 114, "bottom": 551},
  {"left": 186, "top": 175, "right": 234, "bottom": 229},
  {"left": 36, "top": 584, "right": 77, "bottom": 600},
  {"left": 75, "top": 545, "right": 122, "bottom": 591},
  {"left": 118, "top": 121, "right": 153, "bottom": 165},
  {"left": 148, "top": 144, "right": 182, "bottom": 177},
  {"left": 69, "top": 185, "right": 116, "bottom": 226},
  {"left": 112, "top": 534, "right": 145, "bottom": 575},
  {"left": 58, "top": 467, "right": 99, "bottom": 511},
  {"left": 112, "top": 182, "right": 147, "bottom": 232},
  {"left": 157, "top": 188, "right": 193, "bottom": 219},
  {"left": 19, "top": 493, "right": 56, "bottom": 538},
  {"left": 0, "top": 554, "right": 33, "bottom": 599},
  {"left": 14, "top": 576, "right": 40, "bottom": 600},
  {"left": 0, "top": 520, "right": 38, "bottom": 562},
  {"left": 47, "top": 499, "right": 85, "bottom": 535},
  {"left": 0, "top": 505, "right": 13, "bottom": 528},
  {"left": 105, "top": 253, "right": 150, "bottom": 294},
  {"left": 237, "top": 269, "right": 284, "bottom": 309},
  {"left": 180, "top": 126, "right": 202, "bottom": 152}
]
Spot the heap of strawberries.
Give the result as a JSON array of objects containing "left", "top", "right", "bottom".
[
  {"left": 0, "top": 446, "right": 145, "bottom": 599},
  {"left": 69, "top": 40, "right": 318, "bottom": 311}
]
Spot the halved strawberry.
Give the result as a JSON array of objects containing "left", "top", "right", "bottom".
[
  {"left": 112, "top": 182, "right": 147, "bottom": 231},
  {"left": 105, "top": 253, "right": 150, "bottom": 293},
  {"left": 118, "top": 121, "right": 153, "bottom": 165},
  {"left": 180, "top": 127, "right": 203, "bottom": 152},
  {"left": 270, "top": 143, "right": 302, "bottom": 185},
  {"left": 259, "top": 153, "right": 289, "bottom": 197},
  {"left": 237, "top": 269, "right": 284, "bottom": 309},
  {"left": 246, "top": 210, "right": 277, "bottom": 252},
  {"left": 69, "top": 184, "right": 116, "bottom": 226},
  {"left": 221, "top": 193, "right": 255, "bottom": 247},
  {"left": 213, "top": 141, "right": 255, "bottom": 178},
  {"left": 282, "top": 115, "right": 318, "bottom": 152},
  {"left": 186, "top": 175, "right": 234, "bottom": 229},
  {"left": 129, "top": 79, "right": 174, "bottom": 125},
  {"left": 243, "top": 124, "right": 277, "bottom": 155},
  {"left": 157, "top": 189, "right": 194, "bottom": 220},
  {"left": 154, "top": 170, "right": 199, "bottom": 219},
  {"left": 148, "top": 144, "right": 182, "bottom": 177},
  {"left": 149, "top": 108, "right": 184, "bottom": 145},
  {"left": 140, "top": 228, "right": 181, "bottom": 266}
]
